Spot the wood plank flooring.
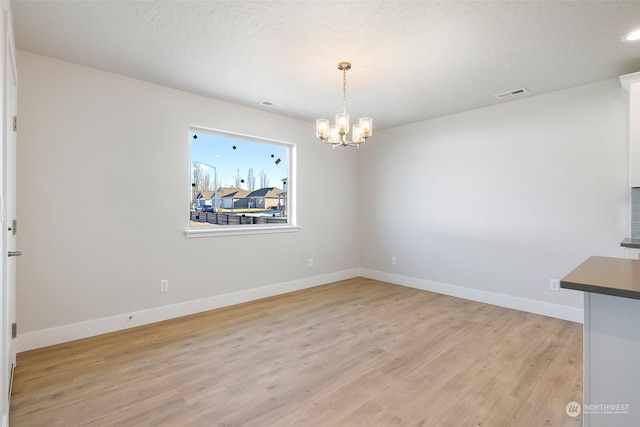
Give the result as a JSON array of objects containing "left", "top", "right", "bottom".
[{"left": 10, "top": 278, "right": 582, "bottom": 426}]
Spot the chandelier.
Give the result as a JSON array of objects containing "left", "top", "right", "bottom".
[{"left": 316, "top": 62, "right": 372, "bottom": 148}]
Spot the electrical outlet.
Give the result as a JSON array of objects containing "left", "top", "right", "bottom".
[
  {"left": 549, "top": 278, "right": 560, "bottom": 292},
  {"left": 308, "top": 258, "right": 314, "bottom": 268},
  {"left": 391, "top": 257, "right": 397, "bottom": 265},
  {"left": 160, "top": 279, "right": 169, "bottom": 292}
]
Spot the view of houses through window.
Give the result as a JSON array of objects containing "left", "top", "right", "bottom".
[{"left": 190, "top": 127, "right": 290, "bottom": 227}]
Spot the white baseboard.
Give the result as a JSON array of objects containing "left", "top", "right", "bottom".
[
  {"left": 17, "top": 268, "right": 584, "bottom": 352},
  {"left": 16, "top": 269, "right": 360, "bottom": 352},
  {"left": 359, "top": 268, "right": 584, "bottom": 324}
]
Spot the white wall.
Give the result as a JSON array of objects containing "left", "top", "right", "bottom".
[
  {"left": 15, "top": 51, "right": 360, "bottom": 350},
  {"left": 358, "top": 78, "right": 629, "bottom": 320}
]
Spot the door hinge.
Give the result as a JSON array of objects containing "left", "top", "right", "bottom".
[
  {"left": 12, "top": 116, "right": 16, "bottom": 132},
  {"left": 11, "top": 323, "right": 16, "bottom": 339},
  {"left": 11, "top": 219, "right": 16, "bottom": 236}
]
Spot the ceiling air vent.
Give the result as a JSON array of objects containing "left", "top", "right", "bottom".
[
  {"left": 494, "top": 87, "right": 529, "bottom": 100},
  {"left": 260, "top": 100, "right": 284, "bottom": 109}
]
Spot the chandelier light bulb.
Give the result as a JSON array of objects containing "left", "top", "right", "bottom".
[
  {"left": 336, "top": 113, "right": 349, "bottom": 135},
  {"left": 329, "top": 126, "right": 339, "bottom": 144},
  {"left": 316, "top": 119, "right": 329, "bottom": 139},
  {"left": 352, "top": 125, "right": 364, "bottom": 143},
  {"left": 359, "top": 117, "right": 372, "bottom": 137}
]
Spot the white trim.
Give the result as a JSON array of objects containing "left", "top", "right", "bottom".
[
  {"left": 359, "top": 268, "right": 584, "bottom": 324},
  {"left": 16, "top": 269, "right": 360, "bottom": 352},
  {"left": 1, "top": 414, "right": 6, "bottom": 427},
  {"left": 620, "top": 71, "right": 640, "bottom": 91},
  {"left": 185, "top": 224, "right": 300, "bottom": 238}
]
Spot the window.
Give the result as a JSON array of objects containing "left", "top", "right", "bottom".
[{"left": 186, "top": 126, "right": 297, "bottom": 237}]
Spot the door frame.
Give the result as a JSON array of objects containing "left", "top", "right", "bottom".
[{"left": 1, "top": 2, "right": 16, "bottom": 426}]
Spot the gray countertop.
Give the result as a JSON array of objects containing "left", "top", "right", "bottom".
[
  {"left": 620, "top": 238, "right": 640, "bottom": 249},
  {"left": 560, "top": 256, "right": 640, "bottom": 300}
]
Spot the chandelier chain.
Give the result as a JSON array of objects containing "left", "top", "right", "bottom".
[{"left": 342, "top": 67, "right": 347, "bottom": 114}]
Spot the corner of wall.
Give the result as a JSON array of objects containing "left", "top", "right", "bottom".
[{"left": 360, "top": 269, "right": 584, "bottom": 324}]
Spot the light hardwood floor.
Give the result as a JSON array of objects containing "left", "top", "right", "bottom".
[{"left": 10, "top": 278, "right": 582, "bottom": 426}]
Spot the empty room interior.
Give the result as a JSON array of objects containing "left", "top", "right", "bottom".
[{"left": 4, "top": 1, "right": 640, "bottom": 426}]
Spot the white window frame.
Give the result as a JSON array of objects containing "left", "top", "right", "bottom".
[{"left": 185, "top": 126, "right": 298, "bottom": 238}]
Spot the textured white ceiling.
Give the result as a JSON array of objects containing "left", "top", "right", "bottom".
[{"left": 11, "top": 1, "right": 640, "bottom": 130}]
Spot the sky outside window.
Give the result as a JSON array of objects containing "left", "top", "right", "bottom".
[{"left": 190, "top": 130, "right": 288, "bottom": 190}]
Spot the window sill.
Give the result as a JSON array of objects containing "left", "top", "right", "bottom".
[{"left": 185, "top": 224, "right": 300, "bottom": 238}]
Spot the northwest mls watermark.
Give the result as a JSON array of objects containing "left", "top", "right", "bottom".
[
  {"left": 566, "top": 402, "right": 581, "bottom": 417},
  {"left": 566, "top": 401, "right": 630, "bottom": 417}
]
